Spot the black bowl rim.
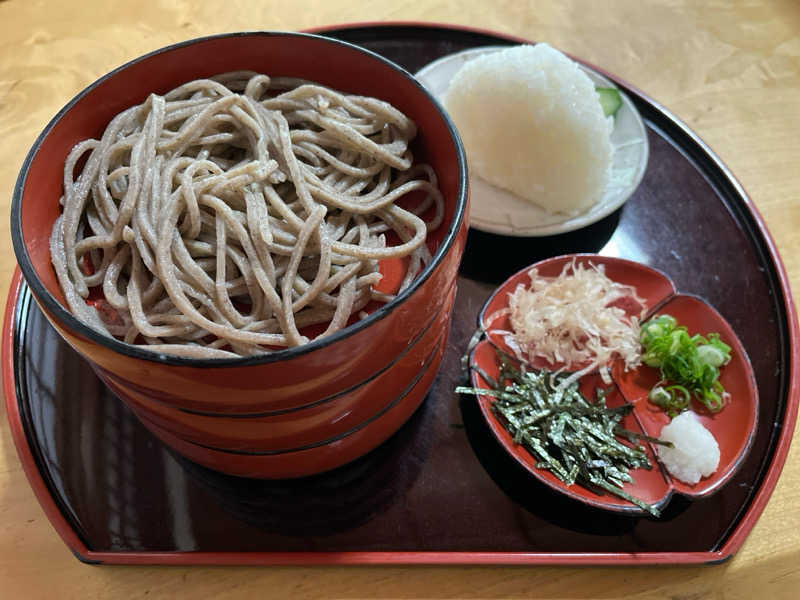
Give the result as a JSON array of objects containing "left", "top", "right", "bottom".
[{"left": 10, "top": 30, "right": 468, "bottom": 368}]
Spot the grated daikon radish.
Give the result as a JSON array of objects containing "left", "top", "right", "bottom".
[{"left": 657, "top": 411, "right": 720, "bottom": 484}]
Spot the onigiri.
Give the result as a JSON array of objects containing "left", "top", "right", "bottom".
[
  {"left": 443, "top": 43, "right": 613, "bottom": 215},
  {"left": 657, "top": 411, "right": 720, "bottom": 485}
]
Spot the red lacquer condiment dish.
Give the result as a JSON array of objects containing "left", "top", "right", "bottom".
[
  {"left": 9, "top": 31, "right": 468, "bottom": 478},
  {"left": 467, "top": 254, "right": 759, "bottom": 516}
]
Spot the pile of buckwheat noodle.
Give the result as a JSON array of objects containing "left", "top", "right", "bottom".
[{"left": 50, "top": 71, "right": 444, "bottom": 358}]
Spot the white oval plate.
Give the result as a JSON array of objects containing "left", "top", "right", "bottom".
[{"left": 415, "top": 46, "right": 649, "bottom": 237}]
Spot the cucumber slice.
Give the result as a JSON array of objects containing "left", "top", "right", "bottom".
[{"left": 596, "top": 87, "right": 623, "bottom": 117}]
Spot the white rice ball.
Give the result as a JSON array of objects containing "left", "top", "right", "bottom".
[
  {"left": 657, "top": 411, "right": 720, "bottom": 485},
  {"left": 443, "top": 43, "right": 613, "bottom": 215}
]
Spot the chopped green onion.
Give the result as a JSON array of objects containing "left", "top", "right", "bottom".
[{"left": 640, "top": 314, "right": 731, "bottom": 415}]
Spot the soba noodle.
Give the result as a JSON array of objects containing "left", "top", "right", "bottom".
[{"left": 50, "top": 71, "right": 444, "bottom": 358}]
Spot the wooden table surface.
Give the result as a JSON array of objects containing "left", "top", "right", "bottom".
[{"left": 2, "top": 0, "right": 799, "bottom": 597}]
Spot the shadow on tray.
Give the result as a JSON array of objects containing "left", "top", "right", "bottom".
[
  {"left": 171, "top": 394, "right": 433, "bottom": 537},
  {"left": 459, "top": 207, "right": 622, "bottom": 285},
  {"left": 457, "top": 389, "right": 690, "bottom": 535}
]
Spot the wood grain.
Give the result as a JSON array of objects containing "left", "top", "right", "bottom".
[{"left": 1, "top": 0, "right": 800, "bottom": 598}]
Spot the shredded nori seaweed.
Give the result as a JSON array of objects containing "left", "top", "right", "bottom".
[{"left": 457, "top": 349, "right": 671, "bottom": 517}]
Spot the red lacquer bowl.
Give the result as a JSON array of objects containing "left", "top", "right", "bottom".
[
  {"left": 137, "top": 323, "right": 449, "bottom": 479},
  {"left": 10, "top": 32, "right": 468, "bottom": 478},
  {"left": 469, "top": 254, "right": 759, "bottom": 515}
]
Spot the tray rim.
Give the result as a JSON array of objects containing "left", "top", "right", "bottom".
[{"left": 2, "top": 21, "right": 798, "bottom": 566}]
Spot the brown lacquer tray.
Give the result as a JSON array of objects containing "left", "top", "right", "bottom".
[{"left": 3, "top": 23, "right": 798, "bottom": 565}]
